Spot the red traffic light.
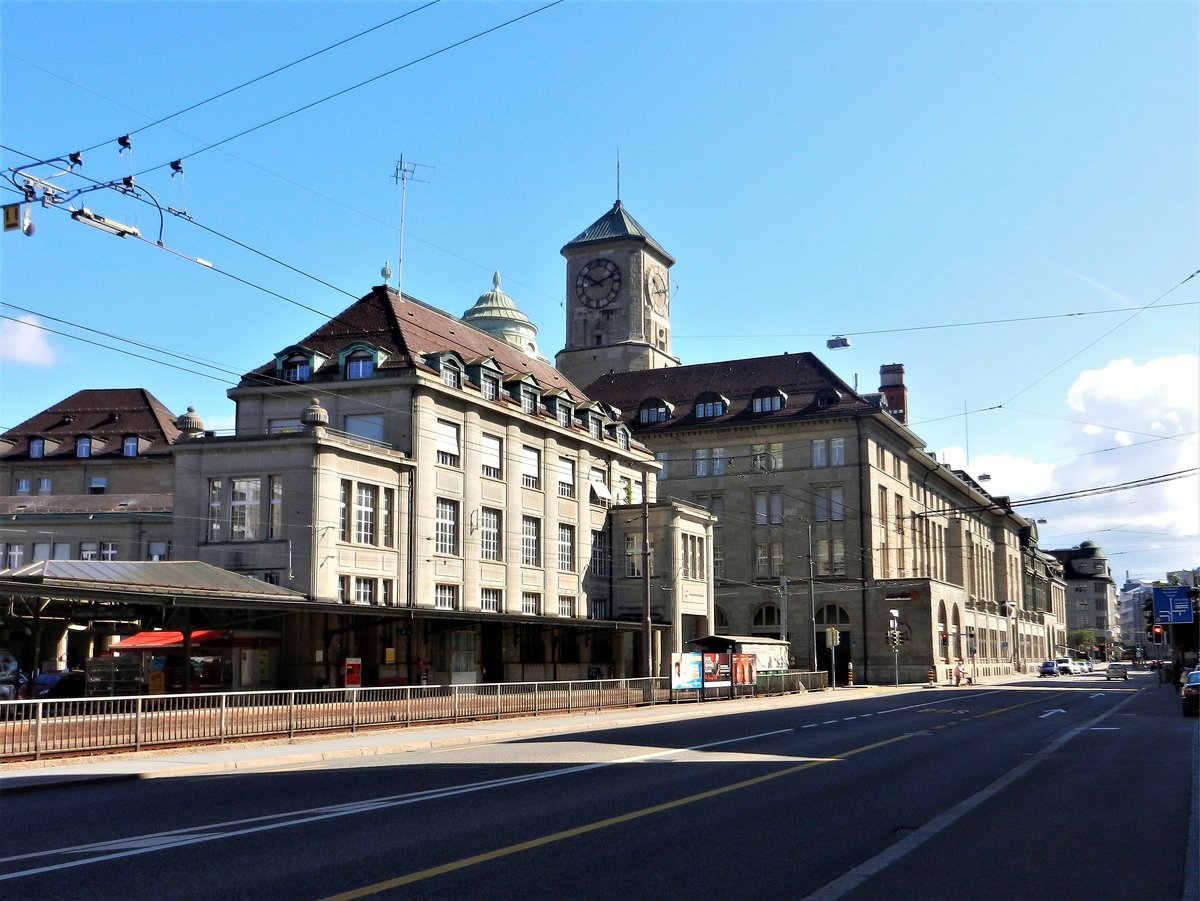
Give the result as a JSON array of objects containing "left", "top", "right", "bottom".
[{"left": 1152, "top": 625, "right": 1163, "bottom": 635}]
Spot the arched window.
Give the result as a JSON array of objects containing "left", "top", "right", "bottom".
[
  {"left": 694, "top": 392, "right": 726, "bottom": 419},
  {"left": 815, "top": 604, "right": 850, "bottom": 624},
  {"left": 715, "top": 606, "right": 729, "bottom": 630},
  {"left": 753, "top": 604, "right": 781, "bottom": 627}
]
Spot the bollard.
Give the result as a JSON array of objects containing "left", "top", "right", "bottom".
[
  {"left": 927, "top": 666, "right": 936, "bottom": 685},
  {"left": 847, "top": 662, "right": 854, "bottom": 686}
]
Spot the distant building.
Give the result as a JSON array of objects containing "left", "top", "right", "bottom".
[{"left": 1049, "top": 541, "right": 1120, "bottom": 655}]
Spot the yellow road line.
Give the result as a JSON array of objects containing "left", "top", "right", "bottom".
[{"left": 322, "top": 693, "right": 1071, "bottom": 899}]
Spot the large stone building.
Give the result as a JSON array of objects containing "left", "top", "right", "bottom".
[
  {"left": 556, "top": 202, "right": 1068, "bottom": 684},
  {"left": 1049, "top": 541, "right": 1120, "bottom": 657}
]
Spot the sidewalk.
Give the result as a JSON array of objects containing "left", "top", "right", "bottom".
[{"left": 2, "top": 680, "right": 943, "bottom": 795}]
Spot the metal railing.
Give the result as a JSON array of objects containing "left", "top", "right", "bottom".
[{"left": 0, "top": 671, "right": 827, "bottom": 760}]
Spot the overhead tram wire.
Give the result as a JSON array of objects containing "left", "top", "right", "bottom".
[
  {"left": 63, "top": 2, "right": 443, "bottom": 158},
  {"left": 129, "top": 0, "right": 568, "bottom": 179}
]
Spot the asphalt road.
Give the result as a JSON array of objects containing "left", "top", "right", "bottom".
[{"left": 1, "top": 674, "right": 1195, "bottom": 901}]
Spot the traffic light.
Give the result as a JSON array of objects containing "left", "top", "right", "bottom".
[
  {"left": 1143, "top": 599, "right": 1154, "bottom": 631},
  {"left": 1151, "top": 625, "right": 1164, "bottom": 643}
]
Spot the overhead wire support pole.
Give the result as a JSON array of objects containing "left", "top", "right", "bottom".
[{"left": 391, "top": 156, "right": 432, "bottom": 299}]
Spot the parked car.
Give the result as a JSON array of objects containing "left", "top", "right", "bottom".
[
  {"left": 1055, "top": 657, "right": 1074, "bottom": 675},
  {"left": 1039, "top": 660, "right": 1059, "bottom": 677},
  {"left": 41, "top": 670, "right": 86, "bottom": 699},
  {"left": 0, "top": 650, "right": 19, "bottom": 701},
  {"left": 1070, "top": 660, "right": 1087, "bottom": 675},
  {"left": 1181, "top": 671, "right": 1200, "bottom": 716},
  {"left": 1105, "top": 664, "right": 1129, "bottom": 681},
  {"left": 1082, "top": 660, "right": 1094, "bottom": 673}
]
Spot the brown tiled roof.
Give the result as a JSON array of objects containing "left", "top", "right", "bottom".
[
  {"left": 584, "top": 353, "right": 876, "bottom": 432},
  {"left": 240, "top": 285, "right": 588, "bottom": 399},
  {"left": 1, "top": 389, "right": 181, "bottom": 457}
]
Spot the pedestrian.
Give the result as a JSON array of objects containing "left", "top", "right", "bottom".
[{"left": 954, "top": 661, "right": 964, "bottom": 687}]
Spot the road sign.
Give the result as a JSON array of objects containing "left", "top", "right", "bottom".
[
  {"left": 3, "top": 203, "right": 22, "bottom": 232},
  {"left": 1153, "top": 586, "right": 1194, "bottom": 625}
]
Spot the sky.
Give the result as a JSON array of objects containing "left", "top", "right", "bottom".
[{"left": 1, "top": 1, "right": 1197, "bottom": 583}]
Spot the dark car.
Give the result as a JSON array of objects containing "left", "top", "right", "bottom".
[
  {"left": 1181, "top": 671, "right": 1200, "bottom": 716},
  {"left": 42, "top": 671, "right": 86, "bottom": 699}
]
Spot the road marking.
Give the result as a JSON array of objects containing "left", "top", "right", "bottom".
[
  {"left": 319, "top": 733, "right": 914, "bottom": 900},
  {"left": 1038, "top": 709, "right": 1067, "bottom": 718},
  {"left": 0, "top": 728, "right": 794, "bottom": 881},
  {"left": 1089, "top": 727, "right": 1120, "bottom": 731}
]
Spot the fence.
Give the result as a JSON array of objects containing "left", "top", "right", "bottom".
[{"left": 0, "top": 670, "right": 827, "bottom": 761}]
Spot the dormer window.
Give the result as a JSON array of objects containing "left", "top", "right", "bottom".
[
  {"left": 122, "top": 436, "right": 139, "bottom": 457},
  {"left": 441, "top": 364, "right": 461, "bottom": 389},
  {"left": 346, "top": 351, "right": 375, "bottom": 380},
  {"left": 29, "top": 438, "right": 44, "bottom": 459},
  {"left": 815, "top": 387, "right": 842, "bottom": 408},
  {"left": 751, "top": 387, "right": 786, "bottom": 413},
  {"left": 521, "top": 387, "right": 538, "bottom": 416},
  {"left": 481, "top": 374, "right": 500, "bottom": 400},
  {"left": 283, "top": 355, "right": 310, "bottom": 383},
  {"left": 616, "top": 428, "right": 630, "bottom": 450},
  {"left": 76, "top": 437, "right": 92, "bottom": 458},
  {"left": 694, "top": 392, "right": 727, "bottom": 419},
  {"left": 639, "top": 398, "right": 672, "bottom": 424},
  {"left": 557, "top": 404, "right": 572, "bottom": 429}
]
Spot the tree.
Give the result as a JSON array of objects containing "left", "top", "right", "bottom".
[{"left": 1067, "top": 629, "right": 1095, "bottom": 655}]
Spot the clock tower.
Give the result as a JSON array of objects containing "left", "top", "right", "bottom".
[{"left": 555, "top": 200, "right": 679, "bottom": 391}]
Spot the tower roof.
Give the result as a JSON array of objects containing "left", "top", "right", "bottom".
[
  {"left": 561, "top": 200, "right": 674, "bottom": 264},
  {"left": 461, "top": 272, "right": 543, "bottom": 360}
]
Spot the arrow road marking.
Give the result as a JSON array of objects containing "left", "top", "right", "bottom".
[{"left": 1038, "top": 709, "right": 1067, "bottom": 718}]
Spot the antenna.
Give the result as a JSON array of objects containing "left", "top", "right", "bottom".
[
  {"left": 616, "top": 148, "right": 620, "bottom": 203},
  {"left": 391, "top": 155, "right": 433, "bottom": 300}
]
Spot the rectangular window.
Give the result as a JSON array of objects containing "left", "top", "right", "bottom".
[
  {"left": 481, "top": 588, "right": 502, "bottom": 612},
  {"left": 435, "top": 499, "right": 459, "bottom": 555},
  {"left": 123, "top": 435, "right": 139, "bottom": 457},
  {"left": 32, "top": 542, "right": 50, "bottom": 562},
  {"left": 147, "top": 541, "right": 170, "bottom": 561},
  {"left": 771, "top": 541, "right": 784, "bottom": 576},
  {"left": 230, "top": 478, "right": 261, "bottom": 541},
  {"left": 80, "top": 542, "right": 98, "bottom": 561},
  {"left": 589, "top": 417, "right": 602, "bottom": 440},
  {"left": 268, "top": 476, "right": 283, "bottom": 538},
  {"left": 832, "top": 538, "right": 846, "bottom": 576},
  {"left": 339, "top": 480, "right": 351, "bottom": 541},
  {"left": 441, "top": 365, "right": 460, "bottom": 388},
  {"left": 830, "top": 437, "right": 845, "bottom": 466},
  {"left": 382, "top": 488, "right": 395, "bottom": 548},
  {"left": 354, "top": 577, "right": 375, "bottom": 605},
  {"left": 338, "top": 576, "right": 349, "bottom": 603},
  {"left": 557, "top": 405, "right": 571, "bottom": 428},
  {"left": 481, "top": 434, "right": 502, "bottom": 479},
  {"left": 770, "top": 490, "right": 783, "bottom": 524},
  {"left": 558, "top": 595, "right": 575, "bottom": 618},
  {"left": 755, "top": 491, "right": 768, "bottom": 525},
  {"left": 816, "top": 539, "right": 831, "bottom": 576},
  {"left": 590, "top": 530, "right": 611, "bottom": 577},
  {"left": 76, "top": 437, "right": 91, "bottom": 458},
  {"left": 268, "top": 418, "right": 303, "bottom": 434},
  {"left": 558, "top": 524, "right": 576, "bottom": 572},
  {"left": 356, "top": 484, "right": 377, "bottom": 544},
  {"left": 100, "top": 541, "right": 118, "bottom": 561},
  {"left": 589, "top": 598, "right": 611, "bottom": 620},
  {"left": 521, "top": 592, "right": 540, "bottom": 615},
  {"left": 713, "top": 540, "right": 724, "bottom": 579},
  {"left": 624, "top": 534, "right": 644, "bottom": 578},
  {"left": 344, "top": 414, "right": 384, "bottom": 444},
  {"left": 831, "top": 486, "right": 845, "bottom": 521},
  {"left": 480, "top": 508, "right": 502, "bottom": 561},
  {"left": 618, "top": 476, "right": 632, "bottom": 504},
  {"left": 653, "top": 450, "right": 671, "bottom": 481},
  {"left": 811, "top": 439, "right": 827, "bottom": 468},
  {"left": 435, "top": 584, "right": 458, "bottom": 610},
  {"left": 754, "top": 542, "right": 769, "bottom": 578},
  {"left": 521, "top": 516, "right": 541, "bottom": 566},
  {"left": 37, "top": 478, "right": 52, "bottom": 494},
  {"left": 481, "top": 374, "right": 500, "bottom": 400},
  {"left": 29, "top": 439, "right": 44, "bottom": 458},
  {"left": 589, "top": 468, "right": 611, "bottom": 507},
  {"left": 694, "top": 448, "right": 709, "bottom": 477},
  {"left": 15, "top": 478, "right": 30, "bottom": 495},
  {"left": 381, "top": 579, "right": 394, "bottom": 607},
  {"left": 712, "top": 447, "right": 726, "bottom": 476},
  {"left": 558, "top": 457, "right": 576, "bottom": 498},
  {"left": 89, "top": 477, "right": 107, "bottom": 495},
  {"left": 52, "top": 543, "right": 71, "bottom": 560},
  {"left": 521, "top": 388, "right": 537, "bottom": 415},
  {"left": 436, "top": 419, "right": 461, "bottom": 467},
  {"left": 207, "top": 479, "right": 224, "bottom": 541},
  {"left": 522, "top": 446, "right": 541, "bottom": 489}
]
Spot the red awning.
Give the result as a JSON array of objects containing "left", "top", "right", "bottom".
[{"left": 110, "top": 630, "right": 231, "bottom": 650}]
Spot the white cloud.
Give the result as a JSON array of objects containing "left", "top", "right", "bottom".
[
  {"left": 939, "top": 355, "right": 1199, "bottom": 578},
  {"left": 0, "top": 315, "right": 57, "bottom": 366}
]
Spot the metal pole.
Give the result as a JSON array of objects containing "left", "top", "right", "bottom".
[
  {"left": 642, "top": 494, "right": 652, "bottom": 678},
  {"left": 808, "top": 523, "right": 818, "bottom": 672}
]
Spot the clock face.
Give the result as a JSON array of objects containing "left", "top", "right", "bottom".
[
  {"left": 647, "top": 269, "right": 668, "bottom": 313},
  {"left": 576, "top": 258, "right": 621, "bottom": 308}
]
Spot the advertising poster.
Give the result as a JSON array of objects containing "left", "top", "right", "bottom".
[
  {"left": 732, "top": 653, "right": 756, "bottom": 684},
  {"left": 702, "top": 652, "right": 731, "bottom": 688},
  {"left": 671, "top": 652, "right": 702, "bottom": 690}
]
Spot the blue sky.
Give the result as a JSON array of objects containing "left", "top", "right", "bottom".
[{"left": 2, "top": 1, "right": 1197, "bottom": 582}]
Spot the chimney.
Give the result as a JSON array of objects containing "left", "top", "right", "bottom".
[{"left": 879, "top": 363, "right": 907, "bottom": 424}]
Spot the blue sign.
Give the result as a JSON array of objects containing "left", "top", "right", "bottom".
[{"left": 1153, "top": 586, "right": 1195, "bottom": 625}]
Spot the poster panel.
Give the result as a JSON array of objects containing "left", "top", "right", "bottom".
[
  {"left": 671, "top": 652, "right": 702, "bottom": 690},
  {"left": 702, "top": 652, "right": 731, "bottom": 688}
]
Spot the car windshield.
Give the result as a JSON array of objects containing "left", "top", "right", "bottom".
[{"left": 1186, "top": 673, "right": 1200, "bottom": 685}]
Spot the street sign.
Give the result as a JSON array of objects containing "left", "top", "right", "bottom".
[
  {"left": 1153, "top": 586, "right": 1194, "bottom": 625},
  {"left": 3, "top": 203, "right": 22, "bottom": 232}
]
